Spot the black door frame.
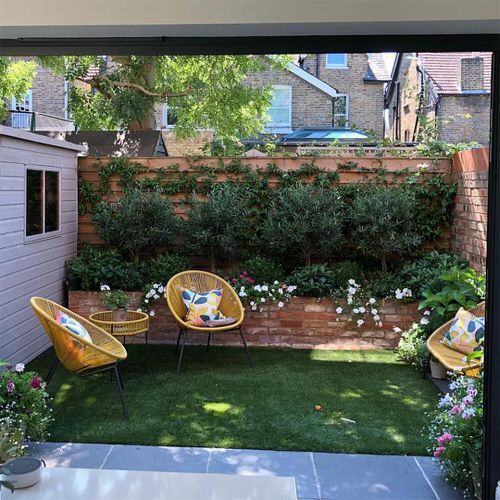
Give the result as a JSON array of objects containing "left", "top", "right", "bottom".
[{"left": 1, "top": 33, "right": 499, "bottom": 499}]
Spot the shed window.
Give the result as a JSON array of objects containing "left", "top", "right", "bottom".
[{"left": 26, "top": 169, "right": 60, "bottom": 237}]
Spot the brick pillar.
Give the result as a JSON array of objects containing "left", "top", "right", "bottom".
[{"left": 460, "top": 57, "right": 484, "bottom": 92}]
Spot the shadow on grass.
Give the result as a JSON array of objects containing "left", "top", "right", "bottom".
[{"left": 28, "top": 346, "right": 439, "bottom": 456}]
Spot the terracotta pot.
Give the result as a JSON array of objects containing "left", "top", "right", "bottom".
[
  {"left": 430, "top": 359, "right": 448, "bottom": 379},
  {"left": 112, "top": 308, "right": 128, "bottom": 322}
]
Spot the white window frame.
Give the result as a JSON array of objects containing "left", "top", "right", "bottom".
[
  {"left": 333, "top": 95, "right": 349, "bottom": 128},
  {"left": 265, "top": 85, "right": 292, "bottom": 134},
  {"left": 162, "top": 102, "right": 177, "bottom": 129},
  {"left": 24, "top": 166, "right": 62, "bottom": 244},
  {"left": 325, "top": 54, "right": 348, "bottom": 69}
]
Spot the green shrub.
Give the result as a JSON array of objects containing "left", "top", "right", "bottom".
[
  {"left": 67, "top": 245, "right": 142, "bottom": 291},
  {"left": 395, "top": 324, "right": 428, "bottom": 371},
  {"left": 328, "top": 260, "right": 366, "bottom": 291},
  {"left": 364, "top": 270, "right": 405, "bottom": 299},
  {"left": 92, "top": 189, "right": 179, "bottom": 263},
  {"left": 241, "top": 256, "right": 284, "bottom": 284},
  {"left": 288, "top": 264, "right": 338, "bottom": 297},
  {"left": 141, "top": 253, "right": 190, "bottom": 285},
  {"left": 261, "top": 185, "right": 345, "bottom": 266},
  {"left": 349, "top": 187, "right": 423, "bottom": 272},
  {"left": 185, "top": 183, "right": 251, "bottom": 272},
  {"left": 398, "top": 251, "right": 469, "bottom": 298}
]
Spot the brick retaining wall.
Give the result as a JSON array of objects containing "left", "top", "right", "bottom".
[
  {"left": 451, "top": 147, "right": 489, "bottom": 273},
  {"left": 69, "top": 292, "right": 419, "bottom": 350}
]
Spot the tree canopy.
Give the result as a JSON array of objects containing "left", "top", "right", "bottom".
[
  {"left": 40, "top": 55, "right": 289, "bottom": 143},
  {"left": 0, "top": 57, "right": 36, "bottom": 119}
]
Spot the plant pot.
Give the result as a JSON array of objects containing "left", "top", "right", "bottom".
[
  {"left": 1, "top": 457, "right": 45, "bottom": 489},
  {"left": 66, "top": 275, "right": 81, "bottom": 291},
  {"left": 430, "top": 359, "right": 448, "bottom": 379},
  {"left": 112, "top": 308, "right": 128, "bottom": 322}
]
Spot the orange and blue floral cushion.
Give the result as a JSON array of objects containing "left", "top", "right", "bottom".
[
  {"left": 181, "top": 287, "right": 225, "bottom": 326},
  {"left": 442, "top": 308, "right": 484, "bottom": 355}
]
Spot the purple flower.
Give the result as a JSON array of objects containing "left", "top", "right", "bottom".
[
  {"left": 30, "top": 376, "right": 42, "bottom": 390},
  {"left": 450, "top": 405, "right": 462, "bottom": 415},
  {"left": 6, "top": 380, "right": 15, "bottom": 394},
  {"left": 462, "top": 408, "right": 476, "bottom": 420}
]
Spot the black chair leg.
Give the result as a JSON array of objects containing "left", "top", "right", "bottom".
[
  {"left": 207, "top": 332, "right": 212, "bottom": 352},
  {"left": 116, "top": 364, "right": 125, "bottom": 389},
  {"left": 238, "top": 327, "right": 253, "bottom": 368},
  {"left": 423, "top": 354, "right": 431, "bottom": 379},
  {"left": 176, "top": 329, "right": 187, "bottom": 376},
  {"left": 45, "top": 358, "right": 59, "bottom": 385},
  {"left": 113, "top": 365, "right": 128, "bottom": 420},
  {"left": 175, "top": 327, "right": 182, "bottom": 354}
]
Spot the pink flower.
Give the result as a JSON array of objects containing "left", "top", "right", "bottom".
[
  {"left": 468, "top": 388, "right": 478, "bottom": 398},
  {"left": 437, "top": 432, "right": 453, "bottom": 445},
  {"left": 450, "top": 405, "right": 462, "bottom": 415},
  {"left": 434, "top": 446, "right": 446, "bottom": 458},
  {"left": 243, "top": 271, "right": 248, "bottom": 276},
  {"left": 232, "top": 278, "right": 237, "bottom": 284},
  {"left": 30, "top": 376, "right": 42, "bottom": 390},
  {"left": 6, "top": 380, "right": 15, "bottom": 394},
  {"left": 462, "top": 395, "right": 473, "bottom": 406}
]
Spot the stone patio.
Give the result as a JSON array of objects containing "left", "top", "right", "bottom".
[{"left": 28, "top": 442, "right": 467, "bottom": 499}]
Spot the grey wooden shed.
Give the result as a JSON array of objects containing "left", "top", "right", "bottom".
[{"left": 0, "top": 125, "right": 84, "bottom": 364}]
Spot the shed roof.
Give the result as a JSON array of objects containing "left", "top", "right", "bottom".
[{"left": 0, "top": 125, "right": 85, "bottom": 152}]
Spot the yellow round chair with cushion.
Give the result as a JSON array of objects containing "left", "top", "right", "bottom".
[
  {"left": 166, "top": 270, "right": 252, "bottom": 375},
  {"left": 30, "top": 297, "right": 129, "bottom": 418}
]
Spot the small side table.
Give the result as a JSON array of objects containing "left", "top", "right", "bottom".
[{"left": 89, "top": 310, "right": 150, "bottom": 368}]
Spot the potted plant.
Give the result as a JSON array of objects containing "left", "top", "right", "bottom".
[
  {"left": 430, "top": 357, "right": 448, "bottom": 379},
  {"left": 101, "top": 285, "right": 130, "bottom": 321}
]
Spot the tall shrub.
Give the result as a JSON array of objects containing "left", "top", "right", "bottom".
[
  {"left": 349, "top": 187, "right": 423, "bottom": 272},
  {"left": 260, "top": 185, "right": 345, "bottom": 266},
  {"left": 92, "top": 189, "right": 179, "bottom": 263},
  {"left": 185, "top": 183, "right": 251, "bottom": 272}
]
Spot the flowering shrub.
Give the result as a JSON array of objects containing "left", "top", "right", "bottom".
[
  {"left": 138, "top": 283, "right": 166, "bottom": 317},
  {"left": 0, "top": 361, "right": 53, "bottom": 446},
  {"left": 427, "top": 374, "right": 483, "bottom": 495},
  {"left": 231, "top": 272, "right": 297, "bottom": 312},
  {"left": 395, "top": 323, "right": 428, "bottom": 370},
  {"left": 100, "top": 284, "right": 130, "bottom": 310}
]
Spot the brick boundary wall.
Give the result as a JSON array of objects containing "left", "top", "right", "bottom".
[
  {"left": 451, "top": 147, "right": 489, "bottom": 273},
  {"left": 78, "top": 156, "right": 452, "bottom": 246},
  {"left": 69, "top": 292, "right": 419, "bottom": 350}
]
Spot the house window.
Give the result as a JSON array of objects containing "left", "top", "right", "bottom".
[
  {"left": 26, "top": 169, "right": 60, "bottom": 238},
  {"left": 404, "top": 129, "right": 411, "bottom": 142},
  {"left": 162, "top": 100, "right": 179, "bottom": 128},
  {"left": 333, "top": 96, "right": 349, "bottom": 127},
  {"left": 325, "top": 54, "right": 348, "bottom": 69},
  {"left": 266, "top": 85, "right": 292, "bottom": 132}
]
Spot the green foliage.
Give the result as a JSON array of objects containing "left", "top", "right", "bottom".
[
  {"left": 398, "top": 251, "right": 469, "bottom": 298},
  {"left": 261, "top": 185, "right": 345, "bottom": 266},
  {"left": 0, "top": 418, "right": 24, "bottom": 466},
  {"left": 0, "top": 58, "right": 36, "bottom": 120},
  {"left": 40, "top": 55, "right": 290, "bottom": 142},
  {"left": 419, "top": 268, "right": 486, "bottom": 323},
  {"left": 0, "top": 363, "right": 52, "bottom": 444},
  {"left": 240, "top": 256, "right": 284, "bottom": 284},
  {"left": 364, "top": 270, "right": 405, "bottom": 299},
  {"left": 101, "top": 288, "right": 130, "bottom": 310},
  {"left": 67, "top": 245, "right": 142, "bottom": 291},
  {"left": 141, "top": 254, "right": 190, "bottom": 285},
  {"left": 349, "top": 187, "right": 423, "bottom": 272},
  {"left": 395, "top": 324, "right": 428, "bottom": 371},
  {"left": 328, "top": 260, "right": 366, "bottom": 291},
  {"left": 288, "top": 265, "right": 338, "bottom": 297},
  {"left": 185, "top": 184, "right": 251, "bottom": 271},
  {"left": 92, "top": 189, "right": 179, "bottom": 262}
]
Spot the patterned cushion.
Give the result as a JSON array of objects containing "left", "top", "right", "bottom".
[
  {"left": 56, "top": 311, "right": 93, "bottom": 343},
  {"left": 181, "top": 287, "right": 225, "bottom": 326},
  {"left": 442, "top": 308, "right": 484, "bottom": 355}
]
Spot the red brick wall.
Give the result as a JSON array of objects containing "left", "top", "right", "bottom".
[
  {"left": 451, "top": 147, "right": 489, "bottom": 273},
  {"left": 69, "top": 291, "right": 419, "bottom": 350}
]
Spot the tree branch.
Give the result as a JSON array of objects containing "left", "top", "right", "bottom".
[{"left": 90, "top": 75, "right": 189, "bottom": 98}]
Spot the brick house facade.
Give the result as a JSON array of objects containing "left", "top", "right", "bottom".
[{"left": 385, "top": 52, "right": 492, "bottom": 145}]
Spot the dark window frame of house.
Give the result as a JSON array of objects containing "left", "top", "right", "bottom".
[
  {"left": 25, "top": 167, "right": 61, "bottom": 241},
  {"left": 1, "top": 33, "right": 498, "bottom": 499}
]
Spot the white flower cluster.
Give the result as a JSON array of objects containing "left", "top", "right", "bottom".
[
  {"left": 238, "top": 281, "right": 297, "bottom": 312},
  {"left": 100, "top": 284, "right": 111, "bottom": 292},
  {"left": 394, "top": 288, "right": 412, "bottom": 300},
  {"left": 336, "top": 279, "right": 383, "bottom": 328},
  {"left": 139, "top": 283, "right": 165, "bottom": 316}
]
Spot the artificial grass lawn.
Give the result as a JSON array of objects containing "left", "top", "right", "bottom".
[{"left": 28, "top": 346, "right": 439, "bottom": 456}]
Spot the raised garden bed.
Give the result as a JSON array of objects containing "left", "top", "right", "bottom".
[{"left": 69, "top": 291, "right": 418, "bottom": 349}]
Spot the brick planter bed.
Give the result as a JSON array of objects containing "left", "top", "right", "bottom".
[{"left": 69, "top": 292, "right": 419, "bottom": 349}]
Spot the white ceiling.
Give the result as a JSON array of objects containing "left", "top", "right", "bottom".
[{"left": 0, "top": 0, "right": 499, "bottom": 38}]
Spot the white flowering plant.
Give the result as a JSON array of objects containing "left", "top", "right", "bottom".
[
  {"left": 230, "top": 273, "right": 297, "bottom": 312},
  {"left": 138, "top": 283, "right": 166, "bottom": 317},
  {"left": 427, "top": 373, "right": 483, "bottom": 495}
]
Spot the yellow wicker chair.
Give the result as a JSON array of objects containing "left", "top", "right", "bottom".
[
  {"left": 425, "top": 301, "right": 485, "bottom": 378},
  {"left": 30, "top": 297, "right": 129, "bottom": 418},
  {"left": 166, "top": 270, "right": 252, "bottom": 375}
]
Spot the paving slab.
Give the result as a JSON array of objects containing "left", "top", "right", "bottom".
[
  {"left": 102, "top": 444, "right": 210, "bottom": 473},
  {"left": 27, "top": 442, "right": 112, "bottom": 469},
  {"left": 313, "top": 453, "right": 436, "bottom": 499},
  {"left": 414, "top": 456, "right": 469, "bottom": 500},
  {"left": 208, "top": 448, "right": 319, "bottom": 499}
]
